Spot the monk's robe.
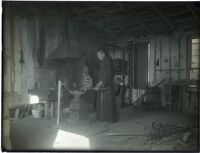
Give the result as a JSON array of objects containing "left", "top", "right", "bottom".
[{"left": 96, "top": 55, "right": 118, "bottom": 122}]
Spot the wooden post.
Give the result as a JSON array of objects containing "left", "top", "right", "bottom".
[
  {"left": 169, "top": 35, "right": 172, "bottom": 81},
  {"left": 154, "top": 39, "right": 157, "bottom": 83},
  {"left": 3, "top": 103, "right": 12, "bottom": 150},
  {"left": 121, "top": 49, "right": 125, "bottom": 106},
  {"left": 57, "top": 81, "right": 62, "bottom": 125},
  {"left": 178, "top": 36, "right": 181, "bottom": 80},
  {"left": 45, "top": 102, "right": 48, "bottom": 119},
  {"left": 127, "top": 41, "right": 133, "bottom": 105},
  {"left": 50, "top": 102, "right": 53, "bottom": 118},
  {"left": 160, "top": 38, "right": 163, "bottom": 80}
]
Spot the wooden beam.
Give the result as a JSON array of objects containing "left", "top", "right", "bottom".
[
  {"left": 116, "top": 3, "right": 155, "bottom": 35},
  {"left": 166, "top": 10, "right": 191, "bottom": 17},
  {"left": 72, "top": 8, "right": 119, "bottom": 40},
  {"left": 63, "top": 4, "right": 118, "bottom": 40},
  {"left": 73, "top": 20, "right": 124, "bottom": 45},
  {"left": 151, "top": 4, "right": 176, "bottom": 31},
  {"left": 92, "top": 6, "right": 133, "bottom": 38},
  {"left": 121, "top": 48, "right": 125, "bottom": 105},
  {"left": 186, "top": 4, "right": 200, "bottom": 25},
  {"left": 70, "top": 21, "right": 124, "bottom": 47},
  {"left": 91, "top": 40, "right": 124, "bottom": 49}
]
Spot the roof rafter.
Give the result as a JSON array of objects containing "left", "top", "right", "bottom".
[
  {"left": 151, "top": 4, "right": 176, "bottom": 31},
  {"left": 63, "top": 3, "right": 120, "bottom": 41},
  {"left": 73, "top": 9, "right": 118, "bottom": 40},
  {"left": 186, "top": 4, "right": 200, "bottom": 25},
  {"left": 116, "top": 3, "right": 155, "bottom": 35},
  {"left": 92, "top": 6, "right": 133, "bottom": 38}
]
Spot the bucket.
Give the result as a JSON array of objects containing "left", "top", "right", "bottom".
[{"left": 32, "top": 110, "right": 42, "bottom": 118}]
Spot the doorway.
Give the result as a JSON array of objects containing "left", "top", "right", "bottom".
[{"left": 134, "top": 42, "right": 150, "bottom": 89}]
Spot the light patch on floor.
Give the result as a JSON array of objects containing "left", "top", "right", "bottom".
[{"left": 53, "top": 129, "right": 90, "bottom": 150}]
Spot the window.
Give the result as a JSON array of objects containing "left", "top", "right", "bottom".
[{"left": 190, "top": 38, "right": 200, "bottom": 80}]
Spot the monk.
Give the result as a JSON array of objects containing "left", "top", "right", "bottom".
[{"left": 95, "top": 49, "right": 118, "bottom": 123}]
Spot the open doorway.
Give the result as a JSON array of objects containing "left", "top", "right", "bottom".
[{"left": 134, "top": 42, "right": 150, "bottom": 89}]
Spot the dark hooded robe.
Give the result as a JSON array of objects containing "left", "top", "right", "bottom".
[{"left": 96, "top": 54, "right": 118, "bottom": 122}]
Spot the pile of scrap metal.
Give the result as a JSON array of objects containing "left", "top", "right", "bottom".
[
  {"left": 104, "top": 121, "right": 198, "bottom": 150},
  {"left": 144, "top": 122, "right": 198, "bottom": 149}
]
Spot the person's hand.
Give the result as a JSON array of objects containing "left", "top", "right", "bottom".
[
  {"left": 94, "top": 83, "right": 100, "bottom": 91},
  {"left": 94, "top": 81, "right": 102, "bottom": 90},
  {"left": 99, "top": 81, "right": 103, "bottom": 87},
  {"left": 94, "top": 86, "right": 99, "bottom": 91}
]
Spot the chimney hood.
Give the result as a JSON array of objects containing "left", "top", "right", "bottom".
[{"left": 47, "top": 40, "right": 82, "bottom": 60}]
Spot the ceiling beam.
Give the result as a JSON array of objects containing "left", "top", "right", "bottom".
[
  {"left": 186, "top": 4, "right": 200, "bottom": 25},
  {"left": 75, "top": 22, "right": 124, "bottom": 47},
  {"left": 151, "top": 4, "right": 176, "bottom": 31},
  {"left": 72, "top": 8, "right": 119, "bottom": 41},
  {"left": 116, "top": 3, "right": 155, "bottom": 35},
  {"left": 91, "top": 6, "right": 133, "bottom": 38}
]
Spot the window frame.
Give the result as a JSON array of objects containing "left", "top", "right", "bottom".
[{"left": 187, "top": 35, "right": 200, "bottom": 80}]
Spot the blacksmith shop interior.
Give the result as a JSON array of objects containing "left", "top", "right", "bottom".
[{"left": 2, "top": 1, "right": 200, "bottom": 151}]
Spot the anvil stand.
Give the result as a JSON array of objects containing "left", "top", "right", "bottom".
[
  {"left": 67, "top": 90, "right": 88, "bottom": 124},
  {"left": 67, "top": 88, "right": 107, "bottom": 124},
  {"left": 55, "top": 81, "right": 88, "bottom": 127},
  {"left": 88, "top": 87, "right": 107, "bottom": 121}
]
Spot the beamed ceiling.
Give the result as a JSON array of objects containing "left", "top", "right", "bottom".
[{"left": 3, "top": 1, "right": 200, "bottom": 41}]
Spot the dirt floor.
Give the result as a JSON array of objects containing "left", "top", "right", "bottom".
[{"left": 10, "top": 107, "right": 198, "bottom": 151}]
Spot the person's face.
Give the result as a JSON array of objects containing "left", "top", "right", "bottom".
[{"left": 97, "top": 51, "right": 105, "bottom": 61}]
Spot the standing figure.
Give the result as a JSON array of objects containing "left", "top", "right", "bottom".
[{"left": 95, "top": 49, "right": 118, "bottom": 123}]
